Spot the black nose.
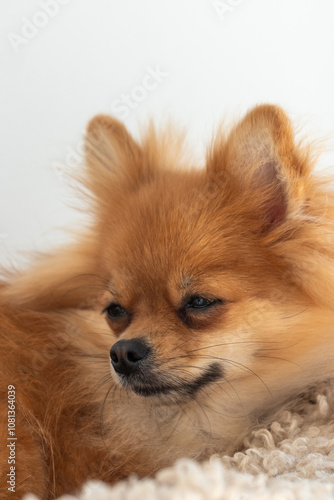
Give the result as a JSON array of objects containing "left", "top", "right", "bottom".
[{"left": 110, "top": 339, "right": 150, "bottom": 376}]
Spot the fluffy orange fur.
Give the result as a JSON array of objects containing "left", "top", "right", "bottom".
[{"left": 1, "top": 104, "right": 334, "bottom": 499}]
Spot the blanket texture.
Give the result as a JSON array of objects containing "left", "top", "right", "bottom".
[{"left": 25, "top": 381, "right": 334, "bottom": 500}]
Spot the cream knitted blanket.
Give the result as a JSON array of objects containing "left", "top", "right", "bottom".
[{"left": 25, "top": 380, "right": 334, "bottom": 500}]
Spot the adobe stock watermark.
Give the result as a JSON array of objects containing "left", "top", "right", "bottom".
[
  {"left": 51, "top": 121, "right": 106, "bottom": 182},
  {"left": 52, "top": 135, "right": 85, "bottom": 182},
  {"left": 212, "top": 0, "right": 244, "bottom": 21},
  {"left": 7, "top": 386, "right": 16, "bottom": 493},
  {"left": 52, "top": 65, "right": 169, "bottom": 181},
  {"left": 8, "top": 0, "right": 72, "bottom": 54},
  {"left": 111, "top": 65, "right": 169, "bottom": 119},
  {"left": 17, "top": 295, "right": 104, "bottom": 382}
]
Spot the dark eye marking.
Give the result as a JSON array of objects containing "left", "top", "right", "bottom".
[{"left": 103, "top": 303, "right": 128, "bottom": 320}]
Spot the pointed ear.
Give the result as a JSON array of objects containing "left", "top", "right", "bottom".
[
  {"left": 84, "top": 114, "right": 144, "bottom": 194},
  {"left": 207, "top": 105, "right": 311, "bottom": 230}
]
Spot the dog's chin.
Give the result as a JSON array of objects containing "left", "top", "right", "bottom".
[{"left": 112, "top": 362, "right": 223, "bottom": 400}]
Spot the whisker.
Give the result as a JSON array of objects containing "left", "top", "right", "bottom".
[
  {"left": 281, "top": 307, "right": 308, "bottom": 319},
  {"left": 255, "top": 355, "right": 301, "bottom": 368},
  {"left": 70, "top": 353, "right": 107, "bottom": 359},
  {"left": 182, "top": 354, "right": 273, "bottom": 399},
  {"left": 99, "top": 382, "right": 114, "bottom": 449},
  {"left": 192, "top": 394, "right": 212, "bottom": 434},
  {"left": 254, "top": 339, "right": 302, "bottom": 351},
  {"left": 187, "top": 340, "right": 291, "bottom": 354}
]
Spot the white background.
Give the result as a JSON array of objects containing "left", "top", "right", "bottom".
[{"left": 1, "top": 0, "right": 334, "bottom": 265}]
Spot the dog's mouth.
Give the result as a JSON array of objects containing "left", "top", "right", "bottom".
[{"left": 115, "top": 362, "right": 223, "bottom": 398}]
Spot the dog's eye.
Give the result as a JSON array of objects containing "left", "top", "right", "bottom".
[
  {"left": 178, "top": 295, "right": 222, "bottom": 328},
  {"left": 186, "top": 296, "right": 217, "bottom": 310},
  {"left": 104, "top": 303, "right": 127, "bottom": 319}
]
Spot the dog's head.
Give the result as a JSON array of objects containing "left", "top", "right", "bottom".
[{"left": 84, "top": 105, "right": 334, "bottom": 408}]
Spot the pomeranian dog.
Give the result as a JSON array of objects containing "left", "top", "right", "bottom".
[{"left": 1, "top": 104, "right": 334, "bottom": 499}]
